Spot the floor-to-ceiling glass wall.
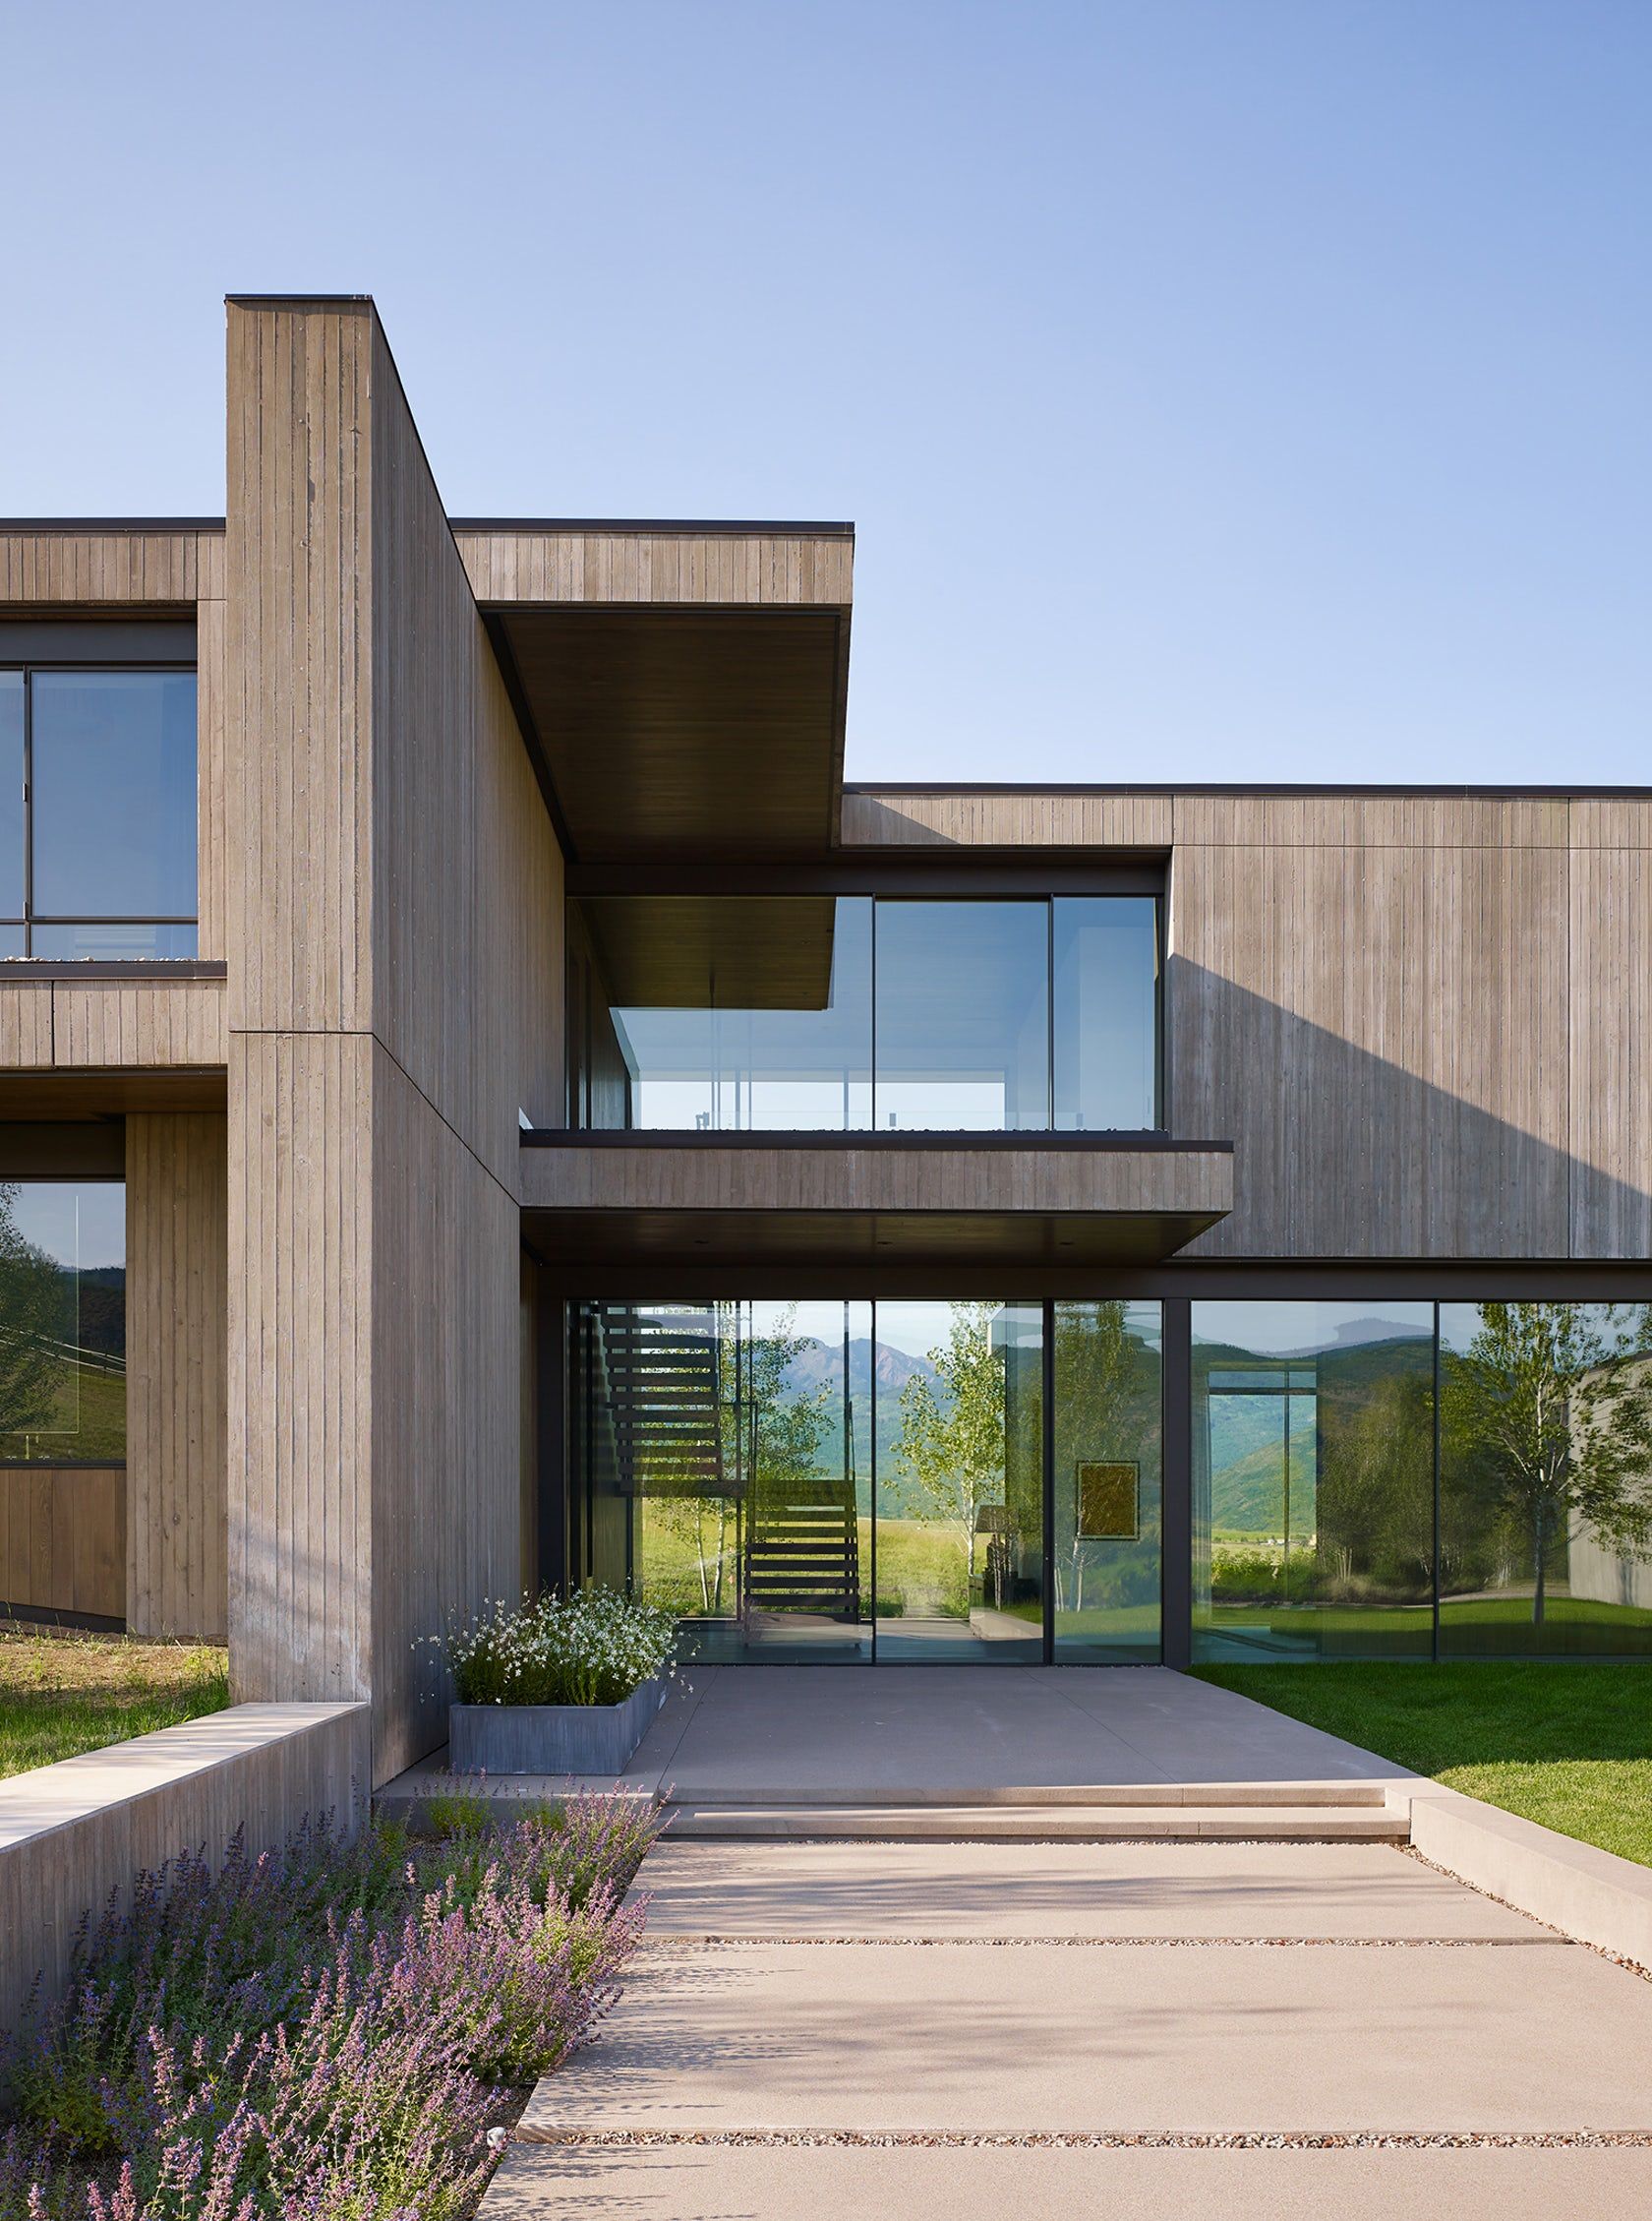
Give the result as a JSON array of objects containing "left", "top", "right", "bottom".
[
  {"left": 1439, "top": 1300, "right": 1652, "bottom": 1657},
  {"left": 0, "top": 1178, "right": 127, "bottom": 1627},
  {"left": 1052, "top": 898, "right": 1159, "bottom": 1132},
  {"left": 1052, "top": 1300, "right": 1163, "bottom": 1661},
  {"left": 1191, "top": 1302, "right": 1436, "bottom": 1662},
  {"left": 567, "top": 894, "right": 1160, "bottom": 1135},
  {"left": 570, "top": 1296, "right": 1071, "bottom": 1663},
  {"left": 568, "top": 1291, "right": 1652, "bottom": 1665}
]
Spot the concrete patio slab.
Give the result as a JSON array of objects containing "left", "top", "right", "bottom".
[
  {"left": 375, "top": 1666, "right": 1416, "bottom": 1823},
  {"left": 484, "top": 2140, "right": 1652, "bottom": 2221},
  {"left": 629, "top": 1839, "right": 1549, "bottom": 1940},
  {"left": 518, "top": 1940, "right": 1652, "bottom": 2137},
  {"left": 629, "top": 1666, "right": 1412, "bottom": 1804}
]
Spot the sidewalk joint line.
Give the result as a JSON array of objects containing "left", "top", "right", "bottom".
[{"left": 638, "top": 1933, "right": 1574, "bottom": 1949}]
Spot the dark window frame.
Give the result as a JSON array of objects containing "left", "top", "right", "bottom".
[{"left": 0, "top": 659, "right": 200, "bottom": 957}]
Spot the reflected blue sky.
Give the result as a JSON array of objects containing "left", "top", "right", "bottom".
[
  {"left": 9, "top": 1182, "right": 125, "bottom": 1271},
  {"left": 1193, "top": 1301, "right": 1434, "bottom": 1356}
]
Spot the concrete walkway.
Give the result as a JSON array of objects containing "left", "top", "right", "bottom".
[{"left": 485, "top": 1831, "right": 1652, "bottom": 2217}]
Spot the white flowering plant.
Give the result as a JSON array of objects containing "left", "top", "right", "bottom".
[{"left": 431, "top": 1587, "right": 678, "bottom": 1708}]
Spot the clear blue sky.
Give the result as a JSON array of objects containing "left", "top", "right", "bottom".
[{"left": 4, "top": 1, "right": 1647, "bottom": 784}]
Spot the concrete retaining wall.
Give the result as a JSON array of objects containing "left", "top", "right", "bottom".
[
  {"left": 1405, "top": 1782, "right": 1652, "bottom": 1971},
  {"left": 0, "top": 1701, "right": 370, "bottom": 2040}
]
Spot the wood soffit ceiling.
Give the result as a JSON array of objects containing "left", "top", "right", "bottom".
[
  {"left": 0, "top": 1072, "right": 227, "bottom": 1118},
  {"left": 492, "top": 606, "right": 849, "bottom": 862},
  {"left": 577, "top": 894, "right": 837, "bottom": 1008}
]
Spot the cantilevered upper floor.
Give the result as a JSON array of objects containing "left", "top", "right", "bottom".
[{"left": 4, "top": 292, "right": 1652, "bottom": 1271}]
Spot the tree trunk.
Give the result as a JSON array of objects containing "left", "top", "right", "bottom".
[
  {"left": 1532, "top": 1504, "right": 1547, "bottom": 1628},
  {"left": 694, "top": 1502, "right": 712, "bottom": 1612}
]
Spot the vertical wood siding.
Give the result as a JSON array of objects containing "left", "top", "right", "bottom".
[
  {"left": 227, "top": 1030, "right": 374, "bottom": 1706},
  {"left": 839, "top": 791, "right": 1174, "bottom": 848},
  {"left": 225, "top": 307, "right": 374, "bottom": 1036},
  {"left": 0, "top": 529, "right": 222, "bottom": 605},
  {"left": 224, "top": 301, "right": 563, "bottom": 1782},
  {"left": 126, "top": 1112, "right": 228, "bottom": 1642},
  {"left": 1168, "top": 801, "right": 1601, "bottom": 1257},
  {"left": 0, "top": 1468, "right": 125, "bottom": 1621},
  {"left": 451, "top": 527, "right": 853, "bottom": 609},
  {"left": 1568, "top": 840, "right": 1652, "bottom": 1256}
]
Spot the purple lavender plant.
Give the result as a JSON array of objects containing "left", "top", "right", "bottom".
[{"left": 4, "top": 1793, "right": 657, "bottom": 2220}]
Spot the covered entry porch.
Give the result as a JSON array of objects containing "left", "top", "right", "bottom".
[{"left": 380, "top": 1662, "right": 1412, "bottom": 1842}]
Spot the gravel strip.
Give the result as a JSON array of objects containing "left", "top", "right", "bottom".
[{"left": 513, "top": 2128, "right": 1652, "bottom": 2151}]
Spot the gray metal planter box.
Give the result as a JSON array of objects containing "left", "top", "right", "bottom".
[{"left": 448, "top": 1675, "right": 669, "bottom": 1776}]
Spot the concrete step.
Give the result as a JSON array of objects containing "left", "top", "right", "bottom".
[
  {"left": 665, "top": 1802, "right": 1410, "bottom": 1842},
  {"left": 661, "top": 1778, "right": 1396, "bottom": 1810}
]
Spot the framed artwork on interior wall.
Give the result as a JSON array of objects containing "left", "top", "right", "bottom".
[{"left": 1077, "top": 1461, "right": 1140, "bottom": 1541}]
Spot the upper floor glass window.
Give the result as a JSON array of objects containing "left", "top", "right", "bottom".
[
  {"left": 0, "top": 666, "right": 198, "bottom": 958},
  {"left": 1053, "top": 897, "right": 1160, "bottom": 1131},
  {"left": 568, "top": 892, "right": 1161, "bottom": 1133},
  {"left": 874, "top": 900, "right": 1050, "bottom": 1130}
]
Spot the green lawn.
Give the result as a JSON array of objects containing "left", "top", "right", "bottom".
[
  {"left": 1194, "top": 1659, "right": 1652, "bottom": 1867},
  {"left": 0, "top": 1626, "right": 228, "bottom": 1779}
]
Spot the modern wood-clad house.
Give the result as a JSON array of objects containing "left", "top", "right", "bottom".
[{"left": 3, "top": 295, "right": 1649, "bottom": 1786}]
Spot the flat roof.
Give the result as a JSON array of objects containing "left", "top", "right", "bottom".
[
  {"left": 0, "top": 517, "right": 225, "bottom": 532},
  {"left": 451, "top": 517, "right": 854, "bottom": 537},
  {"left": 0, "top": 515, "right": 855, "bottom": 538}
]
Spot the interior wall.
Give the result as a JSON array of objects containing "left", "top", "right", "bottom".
[
  {"left": 563, "top": 904, "right": 633, "bottom": 1128},
  {"left": 126, "top": 1111, "right": 228, "bottom": 1641}
]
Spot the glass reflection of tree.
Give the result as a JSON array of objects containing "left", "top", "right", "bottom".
[
  {"left": 1318, "top": 1363, "right": 1431, "bottom": 1602},
  {"left": 1444, "top": 1302, "right": 1652, "bottom": 1628},
  {"left": 0, "top": 1185, "right": 65, "bottom": 1452},
  {"left": 893, "top": 1303, "right": 1008, "bottom": 1596}
]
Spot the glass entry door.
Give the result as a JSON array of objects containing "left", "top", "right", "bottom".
[
  {"left": 1051, "top": 1301, "right": 1164, "bottom": 1660},
  {"left": 871, "top": 1302, "right": 1043, "bottom": 1660}
]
